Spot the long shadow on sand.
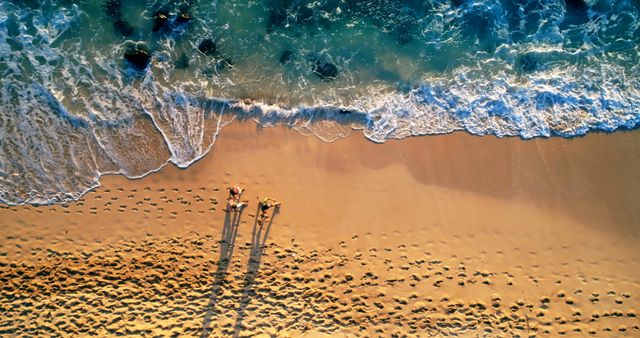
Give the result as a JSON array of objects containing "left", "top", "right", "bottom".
[
  {"left": 200, "top": 208, "right": 244, "bottom": 338},
  {"left": 231, "top": 205, "right": 279, "bottom": 337}
]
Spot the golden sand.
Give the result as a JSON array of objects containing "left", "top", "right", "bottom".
[{"left": 1, "top": 123, "right": 639, "bottom": 337}]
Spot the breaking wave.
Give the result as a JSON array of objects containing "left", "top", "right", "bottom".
[{"left": 1, "top": 0, "right": 639, "bottom": 204}]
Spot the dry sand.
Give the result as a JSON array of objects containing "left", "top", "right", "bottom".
[{"left": 1, "top": 122, "right": 639, "bottom": 337}]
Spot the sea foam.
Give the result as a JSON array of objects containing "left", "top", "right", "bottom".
[{"left": 0, "top": 0, "right": 639, "bottom": 204}]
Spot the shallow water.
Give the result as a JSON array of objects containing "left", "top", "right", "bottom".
[{"left": 1, "top": 0, "right": 639, "bottom": 204}]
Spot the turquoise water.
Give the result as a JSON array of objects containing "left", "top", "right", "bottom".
[{"left": 1, "top": 0, "right": 639, "bottom": 204}]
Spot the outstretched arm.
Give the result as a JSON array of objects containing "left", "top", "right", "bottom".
[{"left": 262, "top": 197, "right": 280, "bottom": 205}]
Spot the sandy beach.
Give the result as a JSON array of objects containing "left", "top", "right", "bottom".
[{"left": 1, "top": 122, "right": 639, "bottom": 337}]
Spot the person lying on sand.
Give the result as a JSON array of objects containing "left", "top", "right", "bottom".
[
  {"left": 226, "top": 184, "right": 247, "bottom": 212},
  {"left": 228, "top": 184, "right": 244, "bottom": 200},
  {"left": 227, "top": 198, "right": 247, "bottom": 212},
  {"left": 259, "top": 197, "right": 281, "bottom": 218}
]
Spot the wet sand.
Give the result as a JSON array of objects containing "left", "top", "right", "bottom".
[{"left": 1, "top": 123, "right": 639, "bottom": 337}]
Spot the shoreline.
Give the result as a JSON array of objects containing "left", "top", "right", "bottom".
[
  {"left": 1, "top": 122, "right": 639, "bottom": 336},
  {"left": 4, "top": 111, "right": 640, "bottom": 208}
]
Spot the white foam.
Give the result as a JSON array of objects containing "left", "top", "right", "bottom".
[{"left": 1, "top": 0, "right": 639, "bottom": 205}]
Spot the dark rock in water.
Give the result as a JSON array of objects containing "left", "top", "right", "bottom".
[
  {"left": 396, "top": 31, "right": 412, "bottom": 44},
  {"left": 5, "top": 13, "right": 21, "bottom": 37},
  {"left": 266, "top": 0, "right": 294, "bottom": 33},
  {"left": 461, "top": 11, "right": 497, "bottom": 53},
  {"left": 267, "top": 9, "right": 287, "bottom": 33},
  {"left": 104, "top": 0, "right": 121, "bottom": 18},
  {"left": 562, "top": 0, "right": 589, "bottom": 25},
  {"left": 152, "top": 10, "right": 169, "bottom": 32},
  {"left": 124, "top": 45, "right": 151, "bottom": 70},
  {"left": 517, "top": 53, "right": 538, "bottom": 73},
  {"left": 265, "top": 0, "right": 324, "bottom": 33},
  {"left": 565, "top": 0, "right": 589, "bottom": 12},
  {"left": 465, "top": 12, "right": 492, "bottom": 40},
  {"left": 175, "top": 52, "right": 189, "bottom": 69},
  {"left": 179, "top": 2, "right": 193, "bottom": 11},
  {"left": 338, "top": 109, "right": 352, "bottom": 115},
  {"left": 104, "top": 0, "right": 133, "bottom": 37},
  {"left": 197, "top": 39, "right": 216, "bottom": 56},
  {"left": 266, "top": 1, "right": 329, "bottom": 33},
  {"left": 292, "top": 5, "right": 314, "bottom": 24},
  {"left": 113, "top": 18, "right": 133, "bottom": 37},
  {"left": 176, "top": 10, "right": 192, "bottom": 24},
  {"left": 312, "top": 58, "right": 338, "bottom": 81},
  {"left": 394, "top": 21, "right": 414, "bottom": 44},
  {"left": 450, "top": 0, "right": 465, "bottom": 7},
  {"left": 279, "top": 50, "right": 294, "bottom": 64},
  {"left": 8, "top": 0, "right": 40, "bottom": 9}
]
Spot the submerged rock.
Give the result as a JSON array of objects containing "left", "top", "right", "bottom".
[
  {"left": 565, "top": 0, "right": 589, "bottom": 12},
  {"left": 175, "top": 52, "right": 189, "bottom": 69},
  {"left": 105, "top": 0, "right": 132, "bottom": 37},
  {"left": 124, "top": 45, "right": 151, "bottom": 70},
  {"left": 152, "top": 10, "right": 169, "bottom": 32},
  {"left": 152, "top": 3, "right": 191, "bottom": 33},
  {"left": 267, "top": 8, "right": 287, "bottom": 33},
  {"left": 265, "top": 1, "right": 329, "bottom": 33},
  {"left": 113, "top": 18, "right": 133, "bottom": 37},
  {"left": 312, "top": 58, "right": 338, "bottom": 81},
  {"left": 8, "top": 0, "right": 40, "bottom": 9},
  {"left": 197, "top": 39, "right": 216, "bottom": 56},
  {"left": 517, "top": 53, "right": 538, "bottom": 73},
  {"left": 563, "top": 0, "right": 590, "bottom": 24},
  {"left": 104, "top": 0, "right": 122, "bottom": 18},
  {"left": 394, "top": 21, "right": 414, "bottom": 44},
  {"left": 176, "top": 10, "right": 191, "bottom": 24},
  {"left": 279, "top": 50, "right": 294, "bottom": 64}
]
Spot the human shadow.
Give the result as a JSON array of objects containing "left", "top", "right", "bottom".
[
  {"left": 200, "top": 208, "right": 244, "bottom": 338},
  {"left": 231, "top": 205, "right": 279, "bottom": 337}
]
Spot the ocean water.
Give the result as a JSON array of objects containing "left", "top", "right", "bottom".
[{"left": 1, "top": 0, "right": 639, "bottom": 205}]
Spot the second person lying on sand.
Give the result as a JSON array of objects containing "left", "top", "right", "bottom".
[
  {"left": 226, "top": 184, "right": 248, "bottom": 212},
  {"left": 257, "top": 197, "right": 281, "bottom": 224}
]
